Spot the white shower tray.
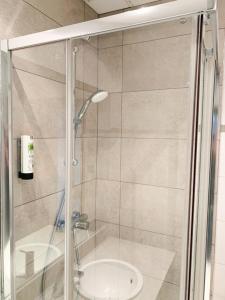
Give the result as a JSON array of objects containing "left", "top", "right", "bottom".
[{"left": 75, "top": 258, "right": 143, "bottom": 300}]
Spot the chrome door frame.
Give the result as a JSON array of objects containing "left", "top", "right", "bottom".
[{"left": 0, "top": 40, "right": 15, "bottom": 300}]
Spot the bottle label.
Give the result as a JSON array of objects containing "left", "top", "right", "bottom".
[{"left": 21, "top": 135, "right": 34, "bottom": 174}]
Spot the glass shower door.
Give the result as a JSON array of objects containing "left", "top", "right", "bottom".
[
  {"left": 10, "top": 40, "right": 67, "bottom": 300},
  {"left": 69, "top": 15, "right": 201, "bottom": 300}
]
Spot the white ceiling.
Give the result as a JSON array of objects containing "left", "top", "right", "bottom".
[{"left": 84, "top": 0, "right": 161, "bottom": 14}]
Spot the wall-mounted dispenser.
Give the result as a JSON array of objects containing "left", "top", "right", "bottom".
[{"left": 18, "top": 135, "right": 34, "bottom": 180}]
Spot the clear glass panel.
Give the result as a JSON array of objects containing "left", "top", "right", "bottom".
[
  {"left": 11, "top": 41, "right": 66, "bottom": 300},
  {"left": 70, "top": 16, "right": 196, "bottom": 300}
]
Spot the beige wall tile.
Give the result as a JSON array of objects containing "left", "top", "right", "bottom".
[
  {"left": 98, "top": 32, "right": 123, "bottom": 49},
  {"left": 0, "top": 0, "right": 58, "bottom": 39},
  {"left": 14, "top": 191, "right": 63, "bottom": 240},
  {"left": 84, "top": 3, "right": 98, "bottom": 21},
  {"left": 218, "top": 0, "right": 225, "bottom": 29},
  {"left": 96, "top": 221, "right": 119, "bottom": 246},
  {"left": 123, "top": 18, "right": 192, "bottom": 45},
  {"left": 71, "top": 185, "right": 82, "bottom": 213},
  {"left": 83, "top": 42, "right": 98, "bottom": 89},
  {"left": 119, "top": 226, "right": 181, "bottom": 252},
  {"left": 217, "top": 177, "right": 225, "bottom": 221},
  {"left": 219, "top": 133, "right": 225, "bottom": 177},
  {"left": 215, "top": 220, "right": 225, "bottom": 265},
  {"left": 120, "top": 182, "right": 184, "bottom": 237},
  {"left": 98, "top": 93, "right": 122, "bottom": 137},
  {"left": 157, "top": 281, "right": 180, "bottom": 300},
  {"left": 122, "top": 89, "right": 189, "bottom": 139},
  {"left": 98, "top": 46, "right": 123, "bottom": 92},
  {"left": 81, "top": 180, "right": 96, "bottom": 222},
  {"left": 24, "top": 0, "right": 85, "bottom": 26},
  {"left": 96, "top": 180, "right": 120, "bottom": 224},
  {"left": 12, "top": 42, "right": 66, "bottom": 83},
  {"left": 121, "top": 138, "right": 187, "bottom": 189},
  {"left": 97, "top": 138, "right": 121, "bottom": 181},
  {"left": 120, "top": 226, "right": 181, "bottom": 285},
  {"left": 123, "top": 35, "right": 191, "bottom": 92},
  {"left": 82, "top": 138, "right": 97, "bottom": 181},
  {"left": 213, "top": 264, "right": 225, "bottom": 298},
  {"left": 12, "top": 69, "right": 66, "bottom": 139},
  {"left": 13, "top": 138, "right": 65, "bottom": 207}
]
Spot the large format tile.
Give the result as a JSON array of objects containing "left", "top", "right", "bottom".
[
  {"left": 71, "top": 184, "right": 82, "bottom": 214},
  {"left": 12, "top": 69, "right": 66, "bottom": 139},
  {"left": 83, "top": 42, "right": 98, "bottom": 89},
  {"left": 120, "top": 182, "right": 185, "bottom": 237},
  {"left": 97, "top": 138, "right": 121, "bottom": 181},
  {"left": 98, "top": 32, "right": 123, "bottom": 49},
  {"left": 24, "top": 0, "right": 85, "bottom": 26},
  {"left": 14, "top": 191, "right": 63, "bottom": 240},
  {"left": 81, "top": 180, "right": 96, "bottom": 222},
  {"left": 13, "top": 138, "right": 65, "bottom": 207},
  {"left": 98, "top": 46, "right": 123, "bottom": 92},
  {"left": 217, "top": 177, "right": 225, "bottom": 221},
  {"left": 213, "top": 264, "right": 225, "bottom": 298},
  {"left": 122, "top": 89, "right": 189, "bottom": 138},
  {"left": 12, "top": 42, "right": 66, "bottom": 83},
  {"left": 0, "top": 0, "right": 58, "bottom": 39},
  {"left": 219, "top": 133, "right": 225, "bottom": 177},
  {"left": 98, "top": 93, "right": 122, "bottom": 137},
  {"left": 157, "top": 282, "right": 180, "bottom": 300},
  {"left": 82, "top": 138, "right": 97, "bottom": 181},
  {"left": 96, "top": 180, "right": 120, "bottom": 224},
  {"left": 120, "top": 226, "right": 182, "bottom": 285},
  {"left": 121, "top": 138, "right": 187, "bottom": 189},
  {"left": 123, "top": 35, "right": 191, "bottom": 91},
  {"left": 215, "top": 220, "right": 225, "bottom": 265},
  {"left": 218, "top": 0, "right": 225, "bottom": 29},
  {"left": 123, "top": 18, "right": 192, "bottom": 44}
]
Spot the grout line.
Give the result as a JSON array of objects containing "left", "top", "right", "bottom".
[
  {"left": 99, "top": 32, "right": 192, "bottom": 50},
  {"left": 95, "top": 219, "right": 182, "bottom": 240},
  {"left": 14, "top": 189, "right": 65, "bottom": 208},
  {"left": 22, "top": 0, "right": 63, "bottom": 27},
  {"left": 105, "top": 87, "right": 189, "bottom": 94},
  {"left": 97, "top": 136, "right": 188, "bottom": 140},
  {"left": 96, "top": 178, "right": 185, "bottom": 191},
  {"left": 13, "top": 66, "right": 66, "bottom": 85}
]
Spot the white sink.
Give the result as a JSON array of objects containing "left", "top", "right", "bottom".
[
  {"left": 16, "top": 243, "right": 61, "bottom": 277},
  {"left": 75, "top": 259, "right": 143, "bottom": 300}
]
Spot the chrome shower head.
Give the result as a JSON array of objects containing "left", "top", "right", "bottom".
[{"left": 76, "top": 90, "right": 108, "bottom": 123}]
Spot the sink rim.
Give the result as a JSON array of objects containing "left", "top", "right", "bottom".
[
  {"left": 16, "top": 242, "right": 61, "bottom": 255},
  {"left": 76, "top": 258, "right": 144, "bottom": 300}
]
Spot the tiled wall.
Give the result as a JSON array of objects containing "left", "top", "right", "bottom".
[
  {"left": 95, "top": 18, "right": 193, "bottom": 299},
  {"left": 0, "top": 0, "right": 98, "bottom": 241},
  {"left": 0, "top": 0, "right": 97, "bottom": 297}
]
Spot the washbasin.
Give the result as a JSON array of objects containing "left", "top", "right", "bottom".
[
  {"left": 75, "top": 259, "right": 143, "bottom": 300},
  {"left": 16, "top": 243, "right": 61, "bottom": 277}
]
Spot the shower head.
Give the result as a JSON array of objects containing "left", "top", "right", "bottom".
[
  {"left": 76, "top": 90, "right": 108, "bottom": 123},
  {"left": 91, "top": 90, "right": 109, "bottom": 103}
]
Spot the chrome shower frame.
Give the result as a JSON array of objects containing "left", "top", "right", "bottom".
[{"left": 0, "top": 0, "right": 220, "bottom": 299}]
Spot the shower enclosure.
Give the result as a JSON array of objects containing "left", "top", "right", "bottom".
[{"left": 0, "top": 0, "right": 219, "bottom": 299}]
